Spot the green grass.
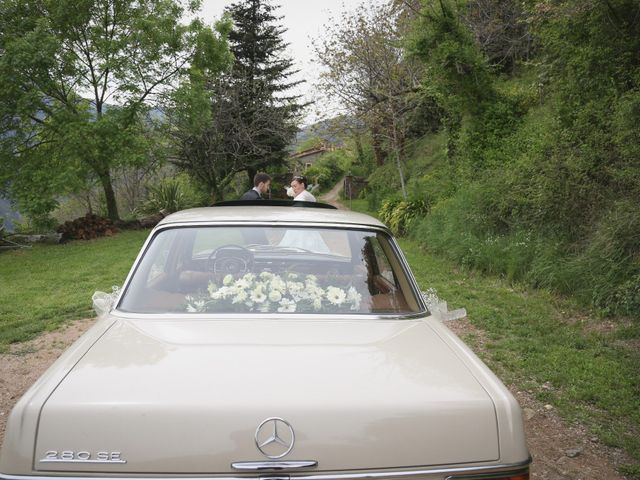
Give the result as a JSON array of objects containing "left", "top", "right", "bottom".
[
  {"left": 399, "top": 238, "right": 640, "bottom": 472},
  {"left": 0, "top": 229, "right": 150, "bottom": 351},
  {"left": 348, "top": 199, "right": 378, "bottom": 217}
]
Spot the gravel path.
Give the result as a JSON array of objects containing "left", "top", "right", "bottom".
[
  {"left": 0, "top": 318, "right": 95, "bottom": 442},
  {"left": 319, "top": 177, "right": 346, "bottom": 209},
  {"left": 446, "top": 318, "right": 631, "bottom": 480}
]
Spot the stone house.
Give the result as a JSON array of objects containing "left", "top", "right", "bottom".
[{"left": 289, "top": 143, "right": 334, "bottom": 171}]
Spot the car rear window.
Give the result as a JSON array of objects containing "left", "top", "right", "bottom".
[{"left": 118, "top": 226, "right": 421, "bottom": 315}]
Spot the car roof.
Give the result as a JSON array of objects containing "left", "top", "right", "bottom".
[{"left": 158, "top": 204, "right": 387, "bottom": 229}]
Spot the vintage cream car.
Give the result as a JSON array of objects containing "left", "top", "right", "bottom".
[{"left": 0, "top": 202, "right": 530, "bottom": 480}]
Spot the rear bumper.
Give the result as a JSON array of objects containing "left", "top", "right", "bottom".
[{"left": 0, "top": 457, "right": 531, "bottom": 480}]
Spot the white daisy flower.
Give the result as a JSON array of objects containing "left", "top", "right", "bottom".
[
  {"left": 313, "top": 298, "right": 322, "bottom": 310},
  {"left": 326, "top": 286, "right": 346, "bottom": 305},
  {"left": 312, "top": 285, "right": 325, "bottom": 297},
  {"left": 251, "top": 288, "right": 267, "bottom": 303},
  {"left": 232, "top": 290, "right": 248, "bottom": 304},
  {"left": 270, "top": 276, "right": 286, "bottom": 292},
  {"left": 235, "top": 278, "right": 250, "bottom": 289},
  {"left": 347, "top": 286, "right": 362, "bottom": 310},
  {"left": 292, "top": 281, "right": 304, "bottom": 290},
  {"left": 288, "top": 281, "right": 304, "bottom": 296},
  {"left": 277, "top": 298, "right": 297, "bottom": 312},
  {"left": 268, "top": 290, "right": 282, "bottom": 302},
  {"left": 223, "top": 274, "right": 234, "bottom": 286},
  {"left": 259, "top": 271, "right": 273, "bottom": 280},
  {"left": 243, "top": 273, "right": 256, "bottom": 282},
  {"left": 207, "top": 282, "right": 218, "bottom": 296},
  {"left": 218, "top": 286, "right": 235, "bottom": 298}
]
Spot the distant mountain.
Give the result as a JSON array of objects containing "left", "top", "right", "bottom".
[{"left": 292, "top": 115, "right": 361, "bottom": 151}]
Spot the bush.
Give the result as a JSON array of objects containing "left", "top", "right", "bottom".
[
  {"left": 140, "top": 174, "right": 207, "bottom": 215},
  {"left": 413, "top": 187, "right": 640, "bottom": 319},
  {"left": 566, "top": 200, "right": 640, "bottom": 317},
  {"left": 379, "top": 197, "right": 429, "bottom": 237},
  {"left": 304, "top": 150, "right": 350, "bottom": 192},
  {"left": 13, "top": 214, "right": 59, "bottom": 234},
  {"left": 363, "top": 162, "right": 403, "bottom": 211}
]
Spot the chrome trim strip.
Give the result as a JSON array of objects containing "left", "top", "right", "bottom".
[
  {"left": 108, "top": 311, "right": 429, "bottom": 321},
  {"left": 387, "top": 236, "right": 428, "bottom": 312},
  {"left": 232, "top": 461, "right": 318, "bottom": 471},
  {"left": 0, "top": 458, "right": 531, "bottom": 480}
]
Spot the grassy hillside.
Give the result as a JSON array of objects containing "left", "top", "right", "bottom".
[{"left": 0, "top": 230, "right": 149, "bottom": 350}]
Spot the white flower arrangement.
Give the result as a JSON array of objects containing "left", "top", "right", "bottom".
[{"left": 185, "top": 272, "right": 362, "bottom": 313}]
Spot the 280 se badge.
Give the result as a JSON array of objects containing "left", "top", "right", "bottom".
[
  {"left": 40, "top": 451, "right": 126, "bottom": 464},
  {"left": 0, "top": 201, "right": 531, "bottom": 480}
]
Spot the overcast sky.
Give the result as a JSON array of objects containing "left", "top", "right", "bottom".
[{"left": 198, "top": 0, "right": 370, "bottom": 125}]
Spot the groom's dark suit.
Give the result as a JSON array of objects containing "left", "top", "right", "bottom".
[{"left": 239, "top": 189, "right": 263, "bottom": 200}]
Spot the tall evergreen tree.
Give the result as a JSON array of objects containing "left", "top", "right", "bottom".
[
  {"left": 168, "top": 0, "right": 303, "bottom": 199},
  {"left": 225, "top": 0, "right": 304, "bottom": 184}
]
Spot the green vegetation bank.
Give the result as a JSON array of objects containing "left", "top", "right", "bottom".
[{"left": 330, "top": 1, "right": 640, "bottom": 321}]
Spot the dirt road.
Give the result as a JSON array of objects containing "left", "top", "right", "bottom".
[{"left": 319, "top": 177, "right": 346, "bottom": 209}]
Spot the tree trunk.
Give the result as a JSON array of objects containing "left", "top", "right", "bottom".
[
  {"left": 246, "top": 167, "right": 256, "bottom": 188},
  {"left": 97, "top": 169, "right": 120, "bottom": 221},
  {"left": 370, "top": 124, "right": 386, "bottom": 166},
  {"left": 354, "top": 132, "right": 365, "bottom": 164},
  {"left": 210, "top": 188, "right": 224, "bottom": 204},
  {"left": 391, "top": 118, "right": 407, "bottom": 200}
]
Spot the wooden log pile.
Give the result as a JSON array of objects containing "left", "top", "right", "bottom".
[{"left": 57, "top": 214, "right": 119, "bottom": 241}]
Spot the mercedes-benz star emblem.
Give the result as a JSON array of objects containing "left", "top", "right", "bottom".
[{"left": 255, "top": 417, "right": 295, "bottom": 459}]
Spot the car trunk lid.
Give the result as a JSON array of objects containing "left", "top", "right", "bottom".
[{"left": 35, "top": 317, "right": 499, "bottom": 473}]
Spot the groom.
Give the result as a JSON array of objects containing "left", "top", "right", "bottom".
[{"left": 240, "top": 173, "right": 271, "bottom": 200}]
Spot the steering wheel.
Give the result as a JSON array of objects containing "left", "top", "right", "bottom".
[{"left": 207, "top": 245, "right": 254, "bottom": 283}]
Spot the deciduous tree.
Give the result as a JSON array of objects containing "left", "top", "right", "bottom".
[
  {"left": 314, "top": 2, "right": 423, "bottom": 197},
  {"left": 0, "top": 0, "right": 229, "bottom": 221}
]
